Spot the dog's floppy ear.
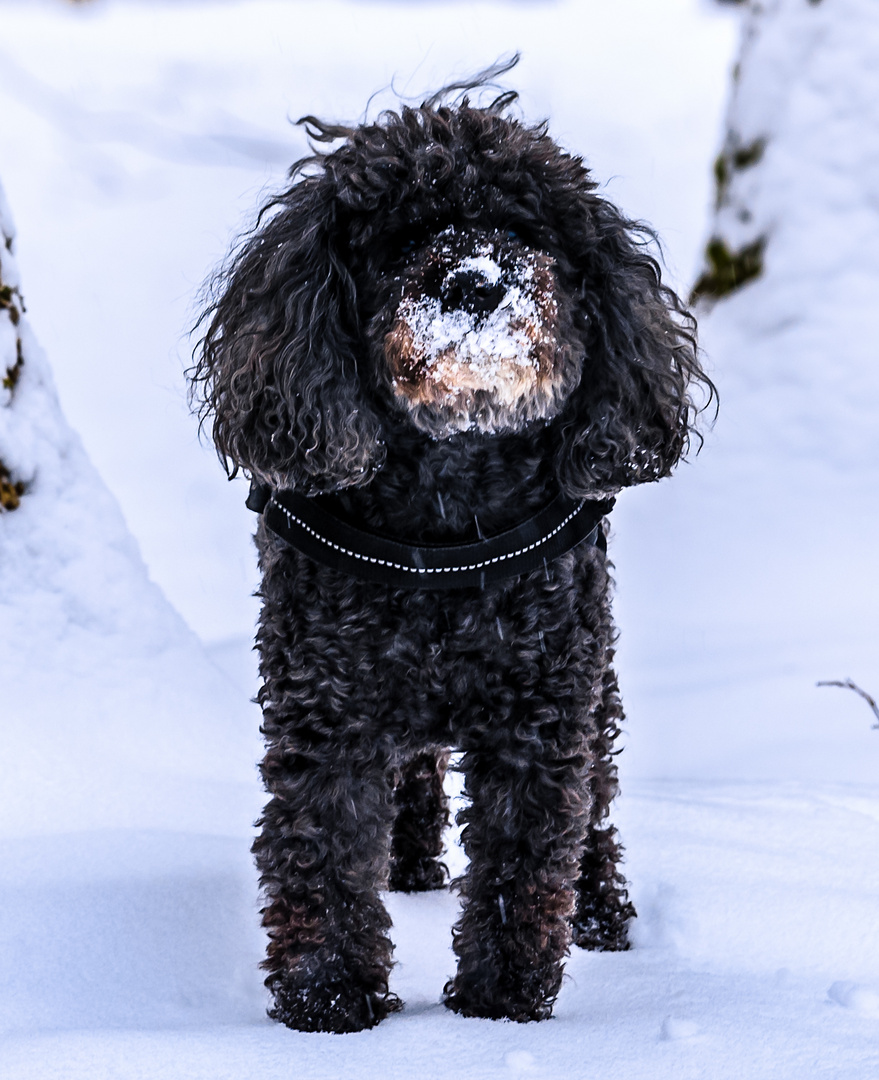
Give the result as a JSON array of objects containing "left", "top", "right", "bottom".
[
  {"left": 553, "top": 199, "right": 712, "bottom": 496},
  {"left": 192, "top": 176, "right": 384, "bottom": 491}
]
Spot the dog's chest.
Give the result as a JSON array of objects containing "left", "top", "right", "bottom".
[{"left": 331, "top": 428, "right": 556, "bottom": 546}]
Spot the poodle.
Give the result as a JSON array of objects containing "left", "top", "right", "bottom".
[{"left": 190, "top": 65, "right": 712, "bottom": 1033}]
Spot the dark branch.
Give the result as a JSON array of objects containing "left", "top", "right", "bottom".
[{"left": 817, "top": 679, "right": 879, "bottom": 729}]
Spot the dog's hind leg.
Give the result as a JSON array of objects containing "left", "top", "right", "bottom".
[
  {"left": 389, "top": 748, "right": 451, "bottom": 893},
  {"left": 571, "top": 664, "right": 636, "bottom": 951}
]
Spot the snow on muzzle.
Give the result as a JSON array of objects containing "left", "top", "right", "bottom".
[{"left": 386, "top": 240, "right": 563, "bottom": 419}]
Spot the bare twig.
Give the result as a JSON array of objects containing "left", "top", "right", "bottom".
[{"left": 817, "top": 679, "right": 879, "bottom": 729}]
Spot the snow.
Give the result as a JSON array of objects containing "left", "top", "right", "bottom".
[
  {"left": 398, "top": 290, "right": 541, "bottom": 381},
  {"left": 1, "top": 0, "right": 878, "bottom": 1077},
  {"left": 1, "top": 163, "right": 265, "bottom": 1041},
  {"left": 397, "top": 267, "right": 546, "bottom": 385},
  {"left": 612, "top": 0, "right": 879, "bottom": 786},
  {"left": 2, "top": 783, "right": 878, "bottom": 1078},
  {"left": 458, "top": 255, "right": 504, "bottom": 287},
  {"left": 828, "top": 982, "right": 879, "bottom": 1020},
  {"left": 0, "top": 174, "right": 259, "bottom": 824}
]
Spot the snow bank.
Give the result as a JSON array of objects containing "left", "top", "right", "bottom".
[
  {"left": 699, "top": 0, "right": 879, "bottom": 471},
  {"left": 0, "top": 179, "right": 265, "bottom": 1030},
  {"left": 0, "top": 179, "right": 261, "bottom": 837},
  {"left": 612, "top": 0, "right": 879, "bottom": 783}
]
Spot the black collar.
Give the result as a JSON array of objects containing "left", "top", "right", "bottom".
[{"left": 247, "top": 480, "right": 612, "bottom": 591}]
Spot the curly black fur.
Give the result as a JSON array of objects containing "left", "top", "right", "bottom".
[
  {"left": 191, "top": 68, "right": 713, "bottom": 1033},
  {"left": 389, "top": 749, "right": 451, "bottom": 893}
]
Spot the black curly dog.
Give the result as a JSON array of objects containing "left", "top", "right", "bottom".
[{"left": 191, "top": 67, "right": 712, "bottom": 1033}]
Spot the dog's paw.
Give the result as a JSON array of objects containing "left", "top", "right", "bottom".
[
  {"left": 442, "top": 978, "right": 555, "bottom": 1023},
  {"left": 269, "top": 981, "right": 402, "bottom": 1033},
  {"left": 570, "top": 910, "right": 632, "bottom": 952}
]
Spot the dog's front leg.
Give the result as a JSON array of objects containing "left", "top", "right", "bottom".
[
  {"left": 252, "top": 731, "right": 401, "bottom": 1032},
  {"left": 443, "top": 710, "right": 592, "bottom": 1022}
]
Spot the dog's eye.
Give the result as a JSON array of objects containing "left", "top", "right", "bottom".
[{"left": 507, "top": 229, "right": 519, "bottom": 240}]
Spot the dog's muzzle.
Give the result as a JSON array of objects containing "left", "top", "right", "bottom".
[{"left": 383, "top": 228, "right": 569, "bottom": 434}]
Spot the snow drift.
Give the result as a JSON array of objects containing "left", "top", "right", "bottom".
[
  {"left": 0, "top": 177, "right": 265, "bottom": 1030},
  {"left": 612, "top": 0, "right": 879, "bottom": 784}
]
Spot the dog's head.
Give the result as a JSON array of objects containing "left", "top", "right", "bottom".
[{"left": 193, "top": 77, "right": 713, "bottom": 497}]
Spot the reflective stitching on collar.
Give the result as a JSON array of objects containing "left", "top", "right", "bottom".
[{"left": 271, "top": 497, "right": 588, "bottom": 574}]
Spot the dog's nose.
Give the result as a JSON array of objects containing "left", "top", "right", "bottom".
[{"left": 440, "top": 269, "right": 507, "bottom": 316}]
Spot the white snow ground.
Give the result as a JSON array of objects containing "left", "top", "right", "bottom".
[{"left": 1, "top": 2, "right": 878, "bottom": 1078}]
